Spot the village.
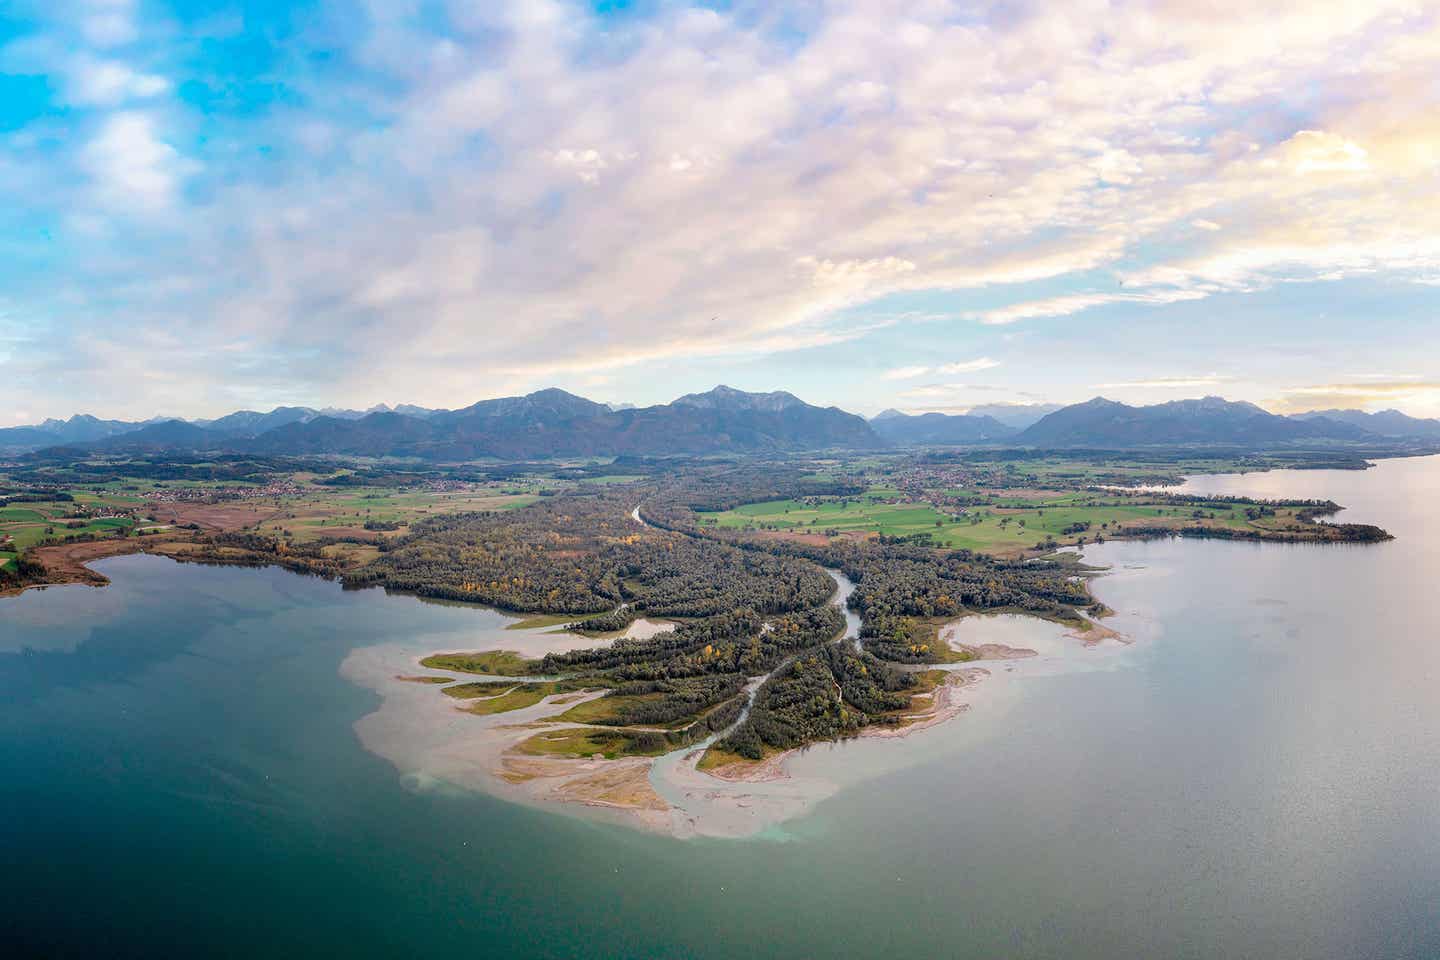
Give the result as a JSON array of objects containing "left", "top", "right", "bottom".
[{"left": 144, "top": 479, "right": 306, "bottom": 504}]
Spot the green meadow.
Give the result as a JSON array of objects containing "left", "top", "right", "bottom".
[
  {"left": 0, "top": 500, "right": 138, "bottom": 555},
  {"left": 705, "top": 488, "right": 1311, "bottom": 554}
]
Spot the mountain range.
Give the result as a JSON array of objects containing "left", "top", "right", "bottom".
[
  {"left": 1291, "top": 408, "right": 1440, "bottom": 440},
  {"left": 870, "top": 409, "right": 1017, "bottom": 445},
  {"left": 4, "top": 389, "right": 1440, "bottom": 459},
  {"left": 3, "top": 387, "right": 877, "bottom": 459},
  {"left": 964, "top": 403, "right": 1064, "bottom": 431},
  {"left": 1014, "top": 396, "right": 1377, "bottom": 447}
]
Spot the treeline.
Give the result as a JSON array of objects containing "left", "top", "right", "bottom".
[
  {"left": 594, "top": 674, "right": 747, "bottom": 727},
  {"left": 11, "top": 455, "right": 294, "bottom": 484},
  {"left": 1124, "top": 522, "right": 1392, "bottom": 544},
  {"left": 834, "top": 546, "right": 1093, "bottom": 626},
  {"left": 600, "top": 694, "right": 747, "bottom": 756},
  {"left": 717, "top": 643, "right": 917, "bottom": 760},
  {"left": 541, "top": 604, "right": 844, "bottom": 680},
  {"left": 0, "top": 491, "right": 75, "bottom": 504},
  {"left": 662, "top": 465, "right": 867, "bottom": 514},
  {"left": 567, "top": 608, "right": 637, "bottom": 633},
  {"left": 0, "top": 555, "right": 47, "bottom": 586},
  {"left": 641, "top": 473, "right": 1096, "bottom": 665},
  {"left": 344, "top": 491, "right": 835, "bottom": 617},
  {"left": 173, "top": 531, "right": 356, "bottom": 579}
]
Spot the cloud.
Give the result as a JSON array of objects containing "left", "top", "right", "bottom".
[
  {"left": 66, "top": 56, "right": 168, "bottom": 107},
  {"left": 883, "top": 357, "right": 999, "bottom": 380},
  {"left": 1343, "top": 372, "right": 1424, "bottom": 382},
  {"left": 1271, "top": 130, "right": 1370, "bottom": 175},
  {"left": 79, "top": 0, "right": 138, "bottom": 47},
  {"left": 882, "top": 366, "right": 932, "bottom": 381},
  {"left": 1270, "top": 381, "right": 1440, "bottom": 415},
  {"left": 1096, "top": 374, "right": 1234, "bottom": 389},
  {"left": 3, "top": 0, "right": 1440, "bottom": 418},
  {"left": 973, "top": 290, "right": 1207, "bottom": 325},
  {"left": 895, "top": 382, "right": 1008, "bottom": 401},
  {"left": 79, "top": 111, "right": 188, "bottom": 211},
  {"left": 939, "top": 358, "right": 1001, "bottom": 375}
]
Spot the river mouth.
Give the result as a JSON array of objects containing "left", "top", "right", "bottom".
[{"left": 342, "top": 563, "right": 1132, "bottom": 839}]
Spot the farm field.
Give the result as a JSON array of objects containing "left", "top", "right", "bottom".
[
  {"left": 250, "top": 487, "right": 540, "bottom": 543},
  {"left": 702, "top": 487, "right": 1328, "bottom": 555},
  {"left": 0, "top": 469, "right": 551, "bottom": 578},
  {"left": 0, "top": 500, "right": 140, "bottom": 571}
]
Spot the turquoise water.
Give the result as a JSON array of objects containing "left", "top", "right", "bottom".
[{"left": 4, "top": 456, "right": 1440, "bottom": 958}]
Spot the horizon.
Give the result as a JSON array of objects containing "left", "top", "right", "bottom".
[
  {"left": 3, "top": 2, "right": 1439, "bottom": 425},
  {"left": 13, "top": 384, "right": 1439, "bottom": 430}
]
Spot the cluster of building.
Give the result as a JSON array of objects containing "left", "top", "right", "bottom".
[
  {"left": 145, "top": 480, "right": 304, "bottom": 504},
  {"left": 888, "top": 465, "right": 987, "bottom": 502},
  {"left": 414, "top": 478, "right": 475, "bottom": 493},
  {"left": 74, "top": 507, "right": 131, "bottom": 520}
]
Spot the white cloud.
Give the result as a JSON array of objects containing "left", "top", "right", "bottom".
[
  {"left": 1273, "top": 130, "right": 1371, "bottom": 175},
  {"left": 882, "top": 357, "right": 999, "bottom": 380},
  {"left": 67, "top": 57, "right": 168, "bottom": 106},
  {"left": 6, "top": 0, "right": 1440, "bottom": 417},
  {"left": 547, "top": 148, "right": 631, "bottom": 185},
  {"left": 882, "top": 365, "right": 932, "bottom": 381},
  {"left": 973, "top": 289, "right": 1207, "bottom": 325},
  {"left": 1344, "top": 372, "right": 1423, "bottom": 382},
  {"left": 896, "top": 383, "right": 972, "bottom": 401},
  {"left": 80, "top": 112, "right": 187, "bottom": 211},
  {"left": 939, "top": 357, "right": 1001, "bottom": 375},
  {"left": 1096, "top": 374, "right": 1234, "bottom": 389},
  {"left": 80, "top": 0, "right": 138, "bottom": 47}
]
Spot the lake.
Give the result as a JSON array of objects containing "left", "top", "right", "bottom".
[{"left": 3, "top": 455, "right": 1439, "bottom": 958}]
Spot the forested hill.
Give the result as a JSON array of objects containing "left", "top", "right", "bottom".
[
  {"left": 1017, "top": 396, "right": 1381, "bottom": 447},
  {"left": 869, "top": 410, "right": 1017, "bottom": 445},
  {"left": 16, "top": 387, "right": 879, "bottom": 460},
  {"left": 242, "top": 386, "right": 880, "bottom": 458}
]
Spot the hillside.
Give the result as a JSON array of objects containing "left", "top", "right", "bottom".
[
  {"left": 1017, "top": 396, "right": 1376, "bottom": 447},
  {"left": 15, "top": 391, "right": 1440, "bottom": 459},
  {"left": 1293, "top": 408, "right": 1440, "bottom": 440},
  {"left": 245, "top": 386, "right": 881, "bottom": 459},
  {"left": 965, "top": 403, "right": 1064, "bottom": 431},
  {"left": 869, "top": 410, "right": 1016, "bottom": 445}
]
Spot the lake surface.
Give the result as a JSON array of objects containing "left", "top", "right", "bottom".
[{"left": 4, "top": 455, "right": 1440, "bottom": 958}]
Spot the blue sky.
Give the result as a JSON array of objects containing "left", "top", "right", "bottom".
[{"left": 2, "top": 0, "right": 1438, "bottom": 424}]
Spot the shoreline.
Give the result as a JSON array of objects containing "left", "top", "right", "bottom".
[
  {"left": 0, "top": 537, "right": 177, "bottom": 598},
  {"left": 4, "top": 538, "right": 1133, "bottom": 839},
  {"left": 342, "top": 603, "right": 1127, "bottom": 839},
  {"left": 343, "top": 640, "right": 679, "bottom": 834}
]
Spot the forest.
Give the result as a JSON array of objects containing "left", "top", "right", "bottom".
[
  {"left": 343, "top": 491, "right": 836, "bottom": 616},
  {"left": 369, "top": 468, "right": 1104, "bottom": 761},
  {"left": 715, "top": 642, "right": 921, "bottom": 760},
  {"left": 5, "top": 452, "right": 1395, "bottom": 763}
]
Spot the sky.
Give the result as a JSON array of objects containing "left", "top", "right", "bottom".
[{"left": 2, "top": 0, "right": 1439, "bottom": 425}]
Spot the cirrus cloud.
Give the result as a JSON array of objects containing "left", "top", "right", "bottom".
[
  {"left": 883, "top": 357, "right": 1000, "bottom": 380},
  {"left": 1, "top": 0, "right": 1438, "bottom": 420}
]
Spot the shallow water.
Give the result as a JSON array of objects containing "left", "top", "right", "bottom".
[{"left": 4, "top": 455, "right": 1440, "bottom": 958}]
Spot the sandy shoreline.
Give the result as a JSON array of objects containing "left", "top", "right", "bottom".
[
  {"left": 343, "top": 638, "right": 681, "bottom": 833},
  {"left": 342, "top": 602, "right": 1128, "bottom": 839}
]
